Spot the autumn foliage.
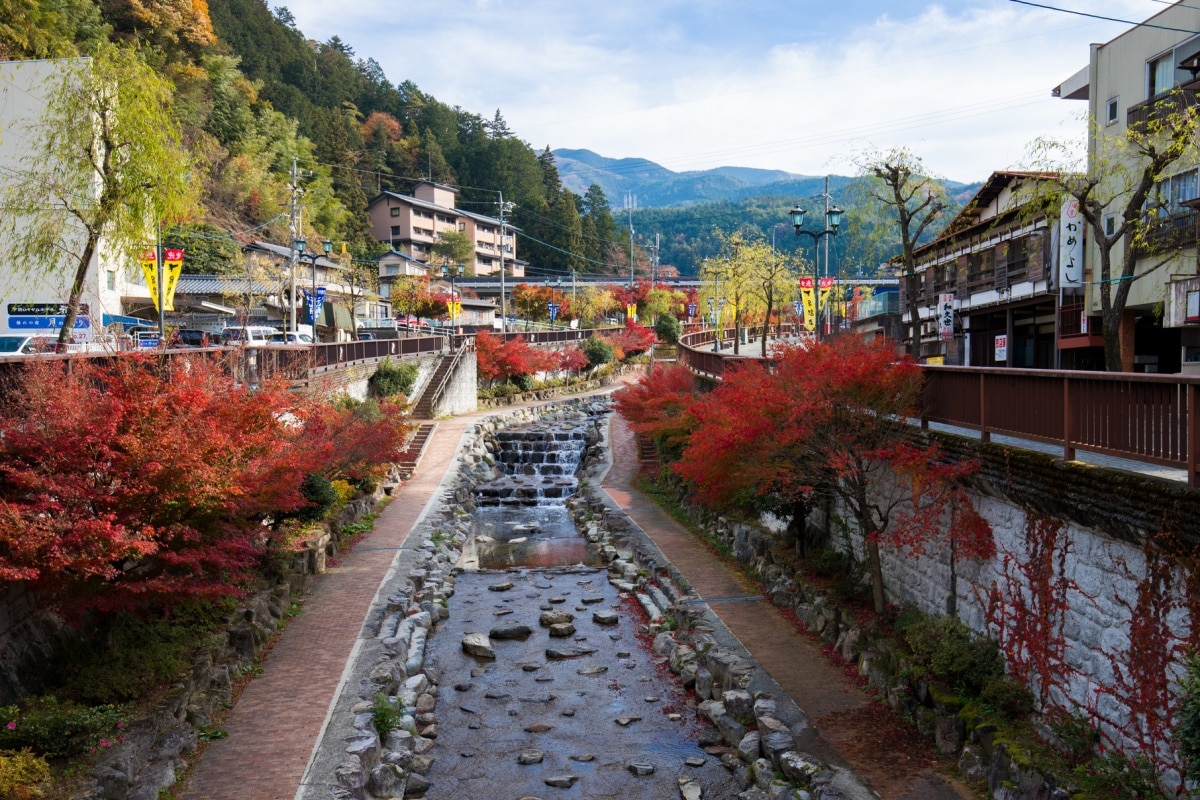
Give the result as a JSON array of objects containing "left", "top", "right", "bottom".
[
  {"left": 601, "top": 322, "right": 656, "bottom": 360},
  {"left": 623, "top": 336, "right": 991, "bottom": 614},
  {"left": 475, "top": 330, "right": 586, "bottom": 387},
  {"left": 0, "top": 355, "right": 408, "bottom": 615}
]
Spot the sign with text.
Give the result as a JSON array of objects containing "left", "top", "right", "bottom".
[
  {"left": 9, "top": 316, "right": 90, "bottom": 329},
  {"left": 799, "top": 277, "right": 816, "bottom": 332},
  {"left": 938, "top": 293, "right": 955, "bottom": 341},
  {"left": 303, "top": 287, "right": 327, "bottom": 325},
  {"left": 8, "top": 303, "right": 89, "bottom": 316},
  {"left": 1059, "top": 196, "right": 1084, "bottom": 288},
  {"left": 995, "top": 334, "right": 1008, "bottom": 362}
]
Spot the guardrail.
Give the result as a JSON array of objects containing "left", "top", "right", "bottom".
[
  {"left": 676, "top": 335, "right": 1200, "bottom": 487},
  {"left": 920, "top": 366, "right": 1200, "bottom": 486}
]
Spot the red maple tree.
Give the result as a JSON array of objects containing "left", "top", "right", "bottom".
[
  {"left": 0, "top": 354, "right": 407, "bottom": 615},
  {"left": 673, "top": 336, "right": 991, "bottom": 614},
  {"left": 613, "top": 363, "right": 699, "bottom": 460}
]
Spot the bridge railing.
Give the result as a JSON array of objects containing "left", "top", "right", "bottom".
[
  {"left": 676, "top": 336, "right": 1200, "bottom": 487},
  {"left": 920, "top": 365, "right": 1200, "bottom": 485}
]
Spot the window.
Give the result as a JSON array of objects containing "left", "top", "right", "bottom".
[
  {"left": 458, "top": 222, "right": 466, "bottom": 231},
  {"left": 1106, "top": 97, "right": 1119, "bottom": 125},
  {"left": 390, "top": 225, "right": 400, "bottom": 236},
  {"left": 390, "top": 207, "right": 400, "bottom": 217},
  {"left": 1104, "top": 214, "right": 1117, "bottom": 237},
  {"left": 106, "top": 270, "right": 116, "bottom": 291},
  {"left": 1150, "top": 53, "right": 1175, "bottom": 98}
]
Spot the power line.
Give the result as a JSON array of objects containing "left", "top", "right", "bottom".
[{"left": 1007, "top": 1, "right": 1200, "bottom": 33}]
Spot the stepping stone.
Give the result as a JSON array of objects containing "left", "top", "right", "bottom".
[
  {"left": 561, "top": 709, "right": 576, "bottom": 717},
  {"left": 484, "top": 691, "right": 511, "bottom": 700},
  {"left": 549, "top": 623, "right": 576, "bottom": 638},
  {"left": 519, "top": 694, "right": 557, "bottom": 703},
  {"left": 569, "top": 753, "right": 594, "bottom": 762},
  {"left": 524, "top": 722, "right": 554, "bottom": 733},
  {"left": 544, "top": 775, "right": 578, "bottom": 789},
  {"left": 685, "top": 757, "right": 707, "bottom": 767},
  {"left": 459, "top": 706, "right": 478, "bottom": 714},
  {"left": 535, "top": 676, "right": 555, "bottom": 683},
  {"left": 462, "top": 633, "right": 496, "bottom": 659},
  {"left": 581, "top": 596, "right": 605, "bottom": 605},
  {"left": 471, "top": 667, "right": 486, "bottom": 677},
  {"left": 549, "top": 596, "right": 567, "bottom": 604},
  {"left": 593, "top": 610, "right": 619, "bottom": 625},
  {"left": 546, "top": 647, "right": 595, "bottom": 659},
  {"left": 615, "top": 716, "right": 642, "bottom": 727},
  {"left": 617, "top": 652, "right": 631, "bottom": 659},
  {"left": 461, "top": 751, "right": 475, "bottom": 758},
  {"left": 678, "top": 776, "right": 702, "bottom": 800},
  {"left": 490, "top": 624, "right": 533, "bottom": 640},
  {"left": 521, "top": 664, "right": 541, "bottom": 672},
  {"left": 577, "top": 665, "right": 608, "bottom": 676},
  {"left": 540, "top": 610, "right": 574, "bottom": 626},
  {"left": 454, "top": 683, "right": 472, "bottom": 691},
  {"left": 494, "top": 609, "right": 514, "bottom": 616},
  {"left": 644, "top": 696, "right": 660, "bottom": 703},
  {"left": 628, "top": 762, "right": 655, "bottom": 776},
  {"left": 489, "top": 581, "right": 514, "bottom": 592},
  {"left": 518, "top": 749, "right": 545, "bottom": 765}
]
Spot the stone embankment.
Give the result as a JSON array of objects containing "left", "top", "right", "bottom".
[
  {"left": 311, "top": 400, "right": 875, "bottom": 800},
  {"left": 681, "top": 502, "right": 1071, "bottom": 800}
]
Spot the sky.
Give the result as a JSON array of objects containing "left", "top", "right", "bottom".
[{"left": 278, "top": 1, "right": 1186, "bottom": 184}]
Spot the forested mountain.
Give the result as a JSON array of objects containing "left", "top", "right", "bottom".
[
  {"left": 0, "top": 0, "right": 980, "bottom": 282},
  {"left": 555, "top": 148, "right": 806, "bottom": 208}
]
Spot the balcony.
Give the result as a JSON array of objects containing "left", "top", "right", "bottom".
[
  {"left": 1127, "top": 88, "right": 1199, "bottom": 134},
  {"left": 1132, "top": 209, "right": 1199, "bottom": 257}
]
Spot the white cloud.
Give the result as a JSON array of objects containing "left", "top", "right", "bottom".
[{"left": 280, "top": 1, "right": 1181, "bottom": 181}]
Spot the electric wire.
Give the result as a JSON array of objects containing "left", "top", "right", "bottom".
[{"left": 1007, "top": 0, "right": 1200, "bottom": 33}]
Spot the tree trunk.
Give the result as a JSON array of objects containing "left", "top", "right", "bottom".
[
  {"left": 866, "top": 537, "right": 886, "bottom": 616},
  {"left": 56, "top": 232, "right": 100, "bottom": 352}
]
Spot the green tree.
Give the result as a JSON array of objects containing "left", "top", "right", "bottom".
[
  {"left": 0, "top": 41, "right": 200, "bottom": 349},
  {"left": 430, "top": 230, "right": 475, "bottom": 274},
  {"left": 1026, "top": 95, "right": 1200, "bottom": 372}
]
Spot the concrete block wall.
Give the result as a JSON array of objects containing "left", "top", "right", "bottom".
[{"left": 430, "top": 350, "right": 477, "bottom": 417}]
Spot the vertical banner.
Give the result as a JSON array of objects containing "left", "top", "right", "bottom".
[
  {"left": 139, "top": 249, "right": 160, "bottom": 311},
  {"left": 304, "top": 287, "right": 327, "bottom": 325},
  {"left": 817, "top": 277, "right": 835, "bottom": 330},
  {"left": 163, "top": 248, "right": 184, "bottom": 311},
  {"left": 626, "top": 303, "right": 637, "bottom": 322},
  {"left": 1059, "top": 196, "right": 1084, "bottom": 288},
  {"left": 995, "top": 334, "right": 1008, "bottom": 362},
  {"left": 938, "top": 293, "right": 955, "bottom": 341},
  {"left": 799, "top": 277, "right": 816, "bottom": 332}
]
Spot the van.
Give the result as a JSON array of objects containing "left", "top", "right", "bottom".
[{"left": 221, "top": 326, "right": 280, "bottom": 345}]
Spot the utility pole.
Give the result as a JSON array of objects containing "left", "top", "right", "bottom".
[
  {"left": 651, "top": 233, "right": 660, "bottom": 284},
  {"left": 498, "top": 192, "right": 511, "bottom": 333},
  {"left": 288, "top": 157, "right": 300, "bottom": 334},
  {"left": 626, "top": 193, "right": 636, "bottom": 289}
]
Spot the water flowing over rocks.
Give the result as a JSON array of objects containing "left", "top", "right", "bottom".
[{"left": 301, "top": 399, "right": 874, "bottom": 800}]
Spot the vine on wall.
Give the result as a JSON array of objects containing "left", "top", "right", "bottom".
[{"left": 980, "top": 513, "right": 1079, "bottom": 712}]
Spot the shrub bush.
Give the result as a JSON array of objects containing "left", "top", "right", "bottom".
[
  {"left": 980, "top": 675, "right": 1034, "bottom": 720},
  {"left": 0, "top": 698, "right": 125, "bottom": 758},
  {"left": 903, "top": 616, "right": 1004, "bottom": 695},
  {"left": 368, "top": 359, "right": 418, "bottom": 399},
  {"left": 296, "top": 473, "right": 339, "bottom": 521},
  {"left": 1177, "top": 651, "right": 1200, "bottom": 782},
  {"left": 654, "top": 314, "right": 682, "bottom": 345},
  {"left": 372, "top": 692, "right": 404, "bottom": 737},
  {"left": 583, "top": 336, "right": 615, "bottom": 368},
  {"left": 1073, "top": 752, "right": 1169, "bottom": 800},
  {"left": 0, "top": 749, "right": 50, "bottom": 799}
]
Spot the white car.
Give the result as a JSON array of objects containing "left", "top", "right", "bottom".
[
  {"left": 268, "top": 331, "right": 314, "bottom": 345},
  {"left": 0, "top": 334, "right": 80, "bottom": 355}
]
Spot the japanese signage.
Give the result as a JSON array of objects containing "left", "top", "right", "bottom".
[
  {"left": 140, "top": 247, "right": 185, "bottom": 312},
  {"left": 8, "top": 303, "right": 88, "bottom": 316},
  {"left": 686, "top": 303, "right": 697, "bottom": 319},
  {"left": 817, "top": 277, "right": 835, "bottom": 322},
  {"left": 303, "top": 287, "right": 327, "bottom": 325},
  {"left": 938, "top": 293, "right": 955, "bottom": 341},
  {"left": 799, "top": 277, "right": 816, "bottom": 332},
  {"left": 1059, "top": 197, "right": 1084, "bottom": 288},
  {"left": 139, "top": 249, "right": 159, "bottom": 311},
  {"left": 995, "top": 334, "right": 1008, "bottom": 362}
]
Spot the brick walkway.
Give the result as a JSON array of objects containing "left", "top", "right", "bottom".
[
  {"left": 601, "top": 414, "right": 972, "bottom": 800},
  {"left": 181, "top": 415, "right": 471, "bottom": 800}
]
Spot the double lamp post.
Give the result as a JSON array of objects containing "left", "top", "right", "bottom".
[{"left": 294, "top": 238, "right": 332, "bottom": 338}]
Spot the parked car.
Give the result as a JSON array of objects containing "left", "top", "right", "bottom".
[
  {"left": 221, "top": 326, "right": 280, "bottom": 345},
  {"left": 358, "top": 332, "right": 375, "bottom": 340},
  {"left": 0, "top": 334, "right": 79, "bottom": 355},
  {"left": 267, "top": 331, "right": 313, "bottom": 345},
  {"left": 169, "top": 328, "right": 212, "bottom": 348}
]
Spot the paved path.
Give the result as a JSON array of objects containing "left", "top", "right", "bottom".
[
  {"left": 601, "top": 413, "right": 971, "bottom": 800},
  {"left": 181, "top": 414, "right": 472, "bottom": 800}
]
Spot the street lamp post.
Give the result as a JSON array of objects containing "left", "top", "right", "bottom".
[
  {"left": 707, "top": 296, "right": 727, "bottom": 352},
  {"left": 789, "top": 195, "right": 844, "bottom": 337},
  {"left": 295, "top": 237, "right": 332, "bottom": 339}
]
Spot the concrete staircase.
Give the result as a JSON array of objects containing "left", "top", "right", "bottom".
[{"left": 411, "top": 345, "right": 466, "bottom": 419}]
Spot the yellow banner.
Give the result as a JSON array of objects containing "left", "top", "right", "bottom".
[
  {"left": 139, "top": 249, "right": 160, "bottom": 312},
  {"left": 626, "top": 304, "right": 637, "bottom": 322},
  {"left": 818, "top": 277, "right": 835, "bottom": 323},
  {"left": 449, "top": 301, "right": 461, "bottom": 318},
  {"left": 799, "top": 277, "right": 816, "bottom": 332},
  {"left": 163, "top": 248, "right": 184, "bottom": 312}
]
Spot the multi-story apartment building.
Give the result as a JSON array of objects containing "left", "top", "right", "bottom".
[
  {"left": 1055, "top": 1, "right": 1200, "bottom": 373},
  {"left": 901, "top": 172, "right": 1074, "bottom": 367},
  {"left": 366, "top": 181, "right": 524, "bottom": 278}
]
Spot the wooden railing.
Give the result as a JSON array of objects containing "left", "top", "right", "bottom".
[
  {"left": 676, "top": 337, "right": 1200, "bottom": 487},
  {"left": 920, "top": 366, "right": 1200, "bottom": 485}
]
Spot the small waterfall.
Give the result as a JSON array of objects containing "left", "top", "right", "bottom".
[{"left": 475, "top": 422, "right": 589, "bottom": 506}]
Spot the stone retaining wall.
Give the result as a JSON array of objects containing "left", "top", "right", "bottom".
[{"left": 75, "top": 474, "right": 400, "bottom": 800}]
